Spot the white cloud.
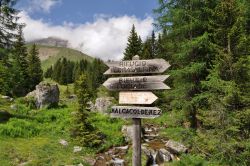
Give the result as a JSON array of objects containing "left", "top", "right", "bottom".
[
  {"left": 18, "top": 11, "right": 154, "bottom": 60},
  {"left": 27, "top": 0, "right": 61, "bottom": 13}
]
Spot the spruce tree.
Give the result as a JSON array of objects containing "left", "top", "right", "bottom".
[
  {"left": 72, "top": 74, "right": 102, "bottom": 147},
  {"left": 155, "top": 0, "right": 250, "bottom": 164},
  {"left": 59, "top": 58, "right": 68, "bottom": 85},
  {"left": 11, "top": 27, "right": 30, "bottom": 96},
  {"left": 155, "top": 0, "right": 216, "bottom": 128},
  {"left": 197, "top": 1, "right": 250, "bottom": 163},
  {"left": 141, "top": 31, "right": 157, "bottom": 59},
  {"left": 0, "top": 0, "right": 19, "bottom": 48},
  {"left": 0, "top": 0, "right": 20, "bottom": 95},
  {"left": 44, "top": 66, "right": 53, "bottom": 78},
  {"left": 27, "top": 44, "right": 43, "bottom": 90},
  {"left": 123, "top": 25, "right": 142, "bottom": 60}
]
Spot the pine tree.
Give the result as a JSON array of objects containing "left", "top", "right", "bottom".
[
  {"left": 52, "top": 58, "right": 62, "bottom": 82},
  {"left": 123, "top": 25, "right": 142, "bottom": 60},
  {"left": 27, "top": 44, "right": 43, "bottom": 90},
  {"left": 155, "top": 0, "right": 216, "bottom": 128},
  {"left": 11, "top": 27, "right": 30, "bottom": 96},
  {"left": 155, "top": 0, "right": 250, "bottom": 164},
  {"left": 59, "top": 58, "right": 68, "bottom": 85},
  {"left": 72, "top": 74, "right": 102, "bottom": 147},
  {"left": 44, "top": 66, "right": 53, "bottom": 78},
  {"left": 0, "top": 0, "right": 20, "bottom": 95},
  {"left": 197, "top": 1, "right": 250, "bottom": 163},
  {"left": 142, "top": 31, "right": 157, "bottom": 59},
  {"left": 0, "top": 0, "right": 19, "bottom": 48},
  {"left": 0, "top": 48, "right": 12, "bottom": 95}
]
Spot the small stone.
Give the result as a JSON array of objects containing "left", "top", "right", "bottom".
[
  {"left": 59, "top": 139, "right": 68, "bottom": 146},
  {"left": 115, "top": 145, "right": 128, "bottom": 151},
  {"left": 157, "top": 148, "right": 172, "bottom": 163},
  {"left": 73, "top": 146, "right": 82, "bottom": 153},
  {"left": 110, "top": 158, "right": 124, "bottom": 166},
  {"left": 1, "top": 95, "right": 11, "bottom": 100},
  {"left": 10, "top": 104, "right": 17, "bottom": 110},
  {"left": 165, "top": 140, "right": 188, "bottom": 154}
]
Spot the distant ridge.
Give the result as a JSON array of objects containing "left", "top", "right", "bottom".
[{"left": 28, "top": 37, "right": 68, "bottom": 48}]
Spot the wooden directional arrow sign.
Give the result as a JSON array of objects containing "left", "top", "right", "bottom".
[
  {"left": 103, "top": 75, "right": 170, "bottom": 91},
  {"left": 119, "top": 91, "right": 158, "bottom": 105},
  {"left": 104, "top": 59, "right": 170, "bottom": 75},
  {"left": 110, "top": 106, "right": 162, "bottom": 119}
]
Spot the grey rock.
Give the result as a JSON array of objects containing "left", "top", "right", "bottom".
[
  {"left": 121, "top": 125, "right": 134, "bottom": 142},
  {"left": 59, "top": 139, "right": 68, "bottom": 146},
  {"left": 165, "top": 140, "right": 188, "bottom": 154},
  {"left": 156, "top": 148, "right": 172, "bottom": 163},
  {"left": 73, "top": 146, "right": 82, "bottom": 153},
  {"left": 87, "top": 101, "right": 95, "bottom": 111},
  {"left": 29, "top": 37, "right": 68, "bottom": 47},
  {"left": 94, "top": 97, "right": 114, "bottom": 113},
  {"left": 1, "top": 95, "right": 13, "bottom": 101},
  {"left": 115, "top": 145, "right": 129, "bottom": 151},
  {"left": 26, "top": 82, "right": 60, "bottom": 109},
  {"left": 10, "top": 104, "right": 17, "bottom": 110},
  {"left": 1, "top": 95, "right": 11, "bottom": 100},
  {"left": 110, "top": 158, "right": 124, "bottom": 166}
]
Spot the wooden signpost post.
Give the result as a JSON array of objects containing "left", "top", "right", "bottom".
[{"left": 103, "top": 55, "right": 170, "bottom": 166}]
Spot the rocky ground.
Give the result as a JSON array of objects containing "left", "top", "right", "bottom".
[{"left": 93, "top": 124, "right": 188, "bottom": 166}]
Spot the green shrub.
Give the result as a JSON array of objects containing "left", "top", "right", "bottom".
[
  {"left": 172, "top": 154, "right": 209, "bottom": 166},
  {"left": 0, "top": 118, "right": 40, "bottom": 137}
]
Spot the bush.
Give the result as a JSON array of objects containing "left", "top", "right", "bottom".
[
  {"left": 172, "top": 154, "right": 209, "bottom": 166},
  {"left": 0, "top": 118, "right": 40, "bottom": 137}
]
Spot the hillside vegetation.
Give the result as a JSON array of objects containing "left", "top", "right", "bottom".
[{"left": 26, "top": 44, "right": 94, "bottom": 70}]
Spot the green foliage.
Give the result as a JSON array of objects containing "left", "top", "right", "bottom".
[
  {"left": 141, "top": 30, "right": 157, "bottom": 59},
  {"left": 155, "top": 0, "right": 250, "bottom": 164},
  {"left": 36, "top": 45, "right": 93, "bottom": 71},
  {"left": 11, "top": 27, "right": 31, "bottom": 96},
  {"left": 27, "top": 44, "right": 43, "bottom": 90},
  {"left": 45, "top": 57, "right": 107, "bottom": 98},
  {"left": 0, "top": 0, "right": 19, "bottom": 48},
  {"left": 123, "top": 24, "right": 143, "bottom": 60},
  {"left": 172, "top": 154, "right": 209, "bottom": 166},
  {"left": 0, "top": 118, "right": 40, "bottom": 137},
  {"left": 88, "top": 112, "right": 126, "bottom": 151},
  {"left": 71, "top": 74, "right": 103, "bottom": 148}
]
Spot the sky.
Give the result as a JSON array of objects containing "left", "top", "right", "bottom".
[{"left": 15, "top": 0, "right": 159, "bottom": 60}]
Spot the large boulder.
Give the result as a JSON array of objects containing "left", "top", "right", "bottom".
[{"left": 26, "top": 82, "right": 60, "bottom": 109}]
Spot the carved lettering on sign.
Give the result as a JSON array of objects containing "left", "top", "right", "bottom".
[
  {"left": 103, "top": 75, "right": 170, "bottom": 91},
  {"left": 104, "top": 59, "right": 170, "bottom": 75},
  {"left": 110, "top": 106, "right": 162, "bottom": 119}
]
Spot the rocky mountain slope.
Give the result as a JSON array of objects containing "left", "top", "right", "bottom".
[{"left": 27, "top": 37, "right": 93, "bottom": 70}]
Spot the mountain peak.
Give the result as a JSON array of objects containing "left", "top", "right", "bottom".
[{"left": 29, "top": 37, "right": 68, "bottom": 48}]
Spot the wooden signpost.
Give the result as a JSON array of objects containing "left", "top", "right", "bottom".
[
  {"left": 103, "top": 55, "right": 170, "bottom": 166},
  {"left": 104, "top": 58, "right": 170, "bottom": 75},
  {"left": 103, "top": 75, "right": 170, "bottom": 91}
]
